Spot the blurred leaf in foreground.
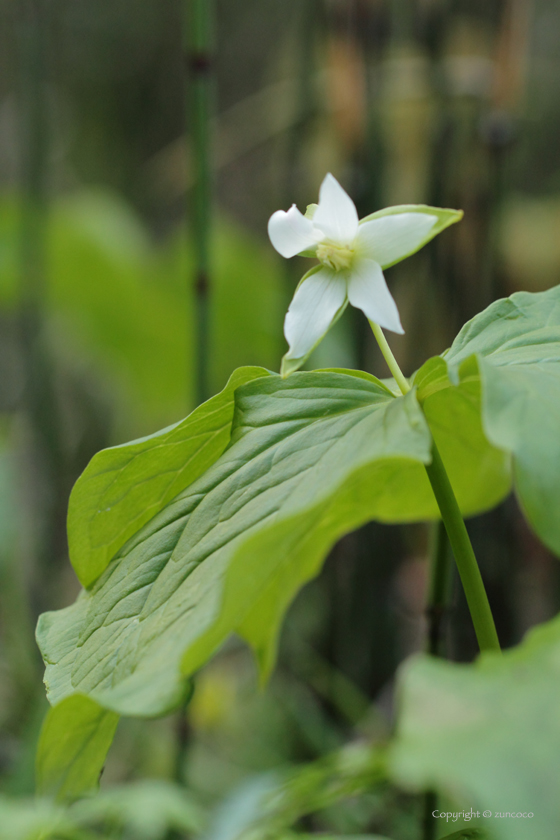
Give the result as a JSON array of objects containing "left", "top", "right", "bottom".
[
  {"left": 389, "top": 613, "right": 560, "bottom": 840},
  {"left": 0, "top": 779, "right": 203, "bottom": 840},
  {"left": 0, "top": 795, "right": 72, "bottom": 840},
  {"left": 70, "top": 779, "right": 204, "bottom": 839}
]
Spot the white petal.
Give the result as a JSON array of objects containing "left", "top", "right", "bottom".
[
  {"left": 284, "top": 267, "right": 347, "bottom": 360},
  {"left": 312, "top": 173, "right": 359, "bottom": 245},
  {"left": 347, "top": 258, "right": 404, "bottom": 334},
  {"left": 268, "top": 205, "right": 322, "bottom": 258},
  {"left": 356, "top": 212, "right": 437, "bottom": 268}
]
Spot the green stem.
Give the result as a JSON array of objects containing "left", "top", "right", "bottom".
[
  {"left": 371, "top": 323, "right": 501, "bottom": 653},
  {"left": 369, "top": 321, "right": 410, "bottom": 394},
  {"left": 424, "top": 442, "right": 500, "bottom": 652},
  {"left": 186, "top": 0, "right": 213, "bottom": 406}
]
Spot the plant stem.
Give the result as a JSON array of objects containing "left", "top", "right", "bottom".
[
  {"left": 369, "top": 321, "right": 410, "bottom": 394},
  {"left": 370, "top": 323, "right": 501, "bottom": 653},
  {"left": 424, "top": 442, "right": 500, "bottom": 652},
  {"left": 186, "top": 0, "right": 213, "bottom": 406}
]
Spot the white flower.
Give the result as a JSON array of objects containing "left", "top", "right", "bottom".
[{"left": 268, "top": 173, "right": 462, "bottom": 377}]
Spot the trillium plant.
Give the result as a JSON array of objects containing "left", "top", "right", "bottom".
[
  {"left": 269, "top": 173, "right": 460, "bottom": 376},
  {"left": 34, "top": 174, "right": 560, "bottom": 840}
]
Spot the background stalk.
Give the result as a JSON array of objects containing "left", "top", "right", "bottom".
[
  {"left": 186, "top": 0, "right": 213, "bottom": 406},
  {"left": 19, "top": 0, "right": 67, "bottom": 615},
  {"left": 175, "top": 0, "right": 215, "bottom": 788},
  {"left": 426, "top": 519, "right": 453, "bottom": 657},
  {"left": 422, "top": 521, "right": 453, "bottom": 840}
]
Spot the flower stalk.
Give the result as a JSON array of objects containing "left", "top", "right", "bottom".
[{"left": 372, "top": 325, "right": 500, "bottom": 654}]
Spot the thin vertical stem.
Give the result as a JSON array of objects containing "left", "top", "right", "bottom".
[
  {"left": 369, "top": 321, "right": 410, "bottom": 395},
  {"left": 176, "top": 0, "right": 214, "bottom": 786},
  {"left": 370, "top": 323, "right": 500, "bottom": 653},
  {"left": 186, "top": 0, "right": 214, "bottom": 406},
  {"left": 19, "top": 0, "right": 66, "bottom": 612},
  {"left": 423, "top": 442, "right": 500, "bottom": 653},
  {"left": 19, "top": 0, "right": 49, "bottom": 357}
]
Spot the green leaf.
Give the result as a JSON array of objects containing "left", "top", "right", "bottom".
[
  {"left": 38, "top": 371, "right": 436, "bottom": 715},
  {"left": 35, "top": 694, "right": 119, "bottom": 802},
  {"left": 358, "top": 205, "right": 463, "bottom": 269},
  {"left": 70, "top": 779, "right": 204, "bottom": 840},
  {"left": 417, "top": 284, "right": 560, "bottom": 556},
  {"left": 68, "top": 366, "right": 270, "bottom": 588},
  {"left": 389, "top": 613, "right": 560, "bottom": 840}
]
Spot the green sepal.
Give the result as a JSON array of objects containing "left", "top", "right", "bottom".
[{"left": 359, "top": 204, "right": 463, "bottom": 269}]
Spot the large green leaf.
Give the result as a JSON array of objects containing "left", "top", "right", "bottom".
[
  {"left": 240, "top": 362, "right": 511, "bottom": 677},
  {"left": 35, "top": 695, "right": 118, "bottom": 802},
  {"left": 39, "top": 283, "right": 560, "bottom": 722},
  {"left": 38, "top": 345, "right": 525, "bottom": 715},
  {"left": 389, "top": 613, "right": 560, "bottom": 840},
  {"left": 68, "top": 365, "right": 270, "bottom": 588},
  {"left": 38, "top": 371, "right": 436, "bottom": 716},
  {"left": 415, "top": 284, "right": 560, "bottom": 555}
]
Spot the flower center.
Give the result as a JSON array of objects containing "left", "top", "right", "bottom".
[{"left": 316, "top": 241, "right": 354, "bottom": 271}]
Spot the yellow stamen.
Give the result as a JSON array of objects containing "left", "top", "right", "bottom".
[{"left": 316, "top": 241, "right": 354, "bottom": 271}]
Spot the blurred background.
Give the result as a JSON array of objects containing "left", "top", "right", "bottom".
[{"left": 0, "top": 0, "right": 559, "bottom": 837}]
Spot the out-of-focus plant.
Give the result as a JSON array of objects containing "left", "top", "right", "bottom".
[
  {"left": 0, "top": 779, "right": 203, "bottom": 840},
  {"left": 0, "top": 191, "right": 284, "bottom": 436}
]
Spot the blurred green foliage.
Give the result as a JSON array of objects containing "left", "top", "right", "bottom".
[
  {"left": 0, "top": 191, "right": 283, "bottom": 436},
  {"left": 390, "top": 611, "right": 560, "bottom": 840}
]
